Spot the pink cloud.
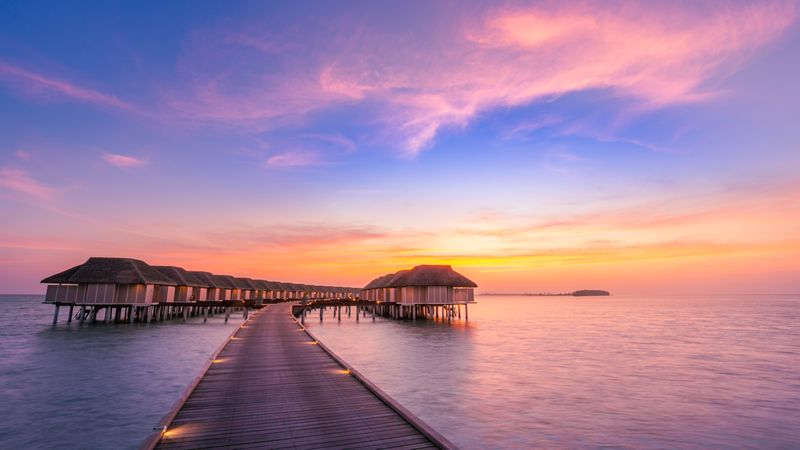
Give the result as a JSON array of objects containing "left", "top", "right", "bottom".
[
  {"left": 15, "top": 150, "right": 31, "bottom": 161},
  {"left": 101, "top": 153, "right": 147, "bottom": 168},
  {"left": 0, "top": 60, "right": 132, "bottom": 110},
  {"left": 266, "top": 150, "right": 324, "bottom": 167},
  {"left": 0, "top": 167, "right": 56, "bottom": 200},
  {"left": 166, "top": 1, "right": 795, "bottom": 156}
]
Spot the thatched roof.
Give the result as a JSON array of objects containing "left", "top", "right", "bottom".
[
  {"left": 187, "top": 271, "right": 224, "bottom": 288},
  {"left": 153, "top": 266, "right": 206, "bottom": 287},
  {"left": 41, "top": 257, "right": 175, "bottom": 285},
  {"left": 212, "top": 274, "right": 237, "bottom": 289},
  {"left": 251, "top": 279, "right": 272, "bottom": 291},
  {"left": 292, "top": 284, "right": 310, "bottom": 293},
  {"left": 363, "top": 273, "right": 394, "bottom": 289},
  {"left": 386, "top": 265, "right": 477, "bottom": 288},
  {"left": 235, "top": 277, "right": 257, "bottom": 290}
]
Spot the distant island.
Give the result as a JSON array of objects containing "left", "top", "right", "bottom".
[{"left": 481, "top": 290, "right": 611, "bottom": 297}]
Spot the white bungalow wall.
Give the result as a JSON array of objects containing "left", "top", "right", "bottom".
[
  {"left": 453, "top": 287, "right": 475, "bottom": 303},
  {"left": 398, "top": 286, "right": 471, "bottom": 305},
  {"left": 206, "top": 288, "right": 219, "bottom": 301},
  {"left": 191, "top": 287, "right": 207, "bottom": 301}
]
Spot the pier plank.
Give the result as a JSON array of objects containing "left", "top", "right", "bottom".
[{"left": 152, "top": 303, "right": 445, "bottom": 449}]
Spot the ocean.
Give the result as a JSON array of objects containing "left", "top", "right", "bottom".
[
  {"left": 1, "top": 294, "right": 798, "bottom": 449},
  {"left": 0, "top": 295, "right": 244, "bottom": 449},
  {"left": 305, "top": 294, "right": 800, "bottom": 449}
]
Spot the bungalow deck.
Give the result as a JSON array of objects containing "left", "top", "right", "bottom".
[{"left": 145, "top": 303, "right": 451, "bottom": 450}]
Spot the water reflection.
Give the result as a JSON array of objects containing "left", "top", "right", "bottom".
[{"left": 307, "top": 295, "right": 800, "bottom": 449}]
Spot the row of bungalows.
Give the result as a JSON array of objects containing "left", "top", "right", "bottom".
[
  {"left": 360, "top": 265, "right": 478, "bottom": 320},
  {"left": 42, "top": 257, "right": 361, "bottom": 324}
]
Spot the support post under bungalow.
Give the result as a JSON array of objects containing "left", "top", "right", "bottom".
[
  {"left": 465, "top": 303, "right": 468, "bottom": 321},
  {"left": 204, "top": 306, "right": 208, "bottom": 323},
  {"left": 67, "top": 305, "right": 73, "bottom": 323},
  {"left": 129, "top": 306, "right": 135, "bottom": 323},
  {"left": 52, "top": 304, "right": 60, "bottom": 325}
]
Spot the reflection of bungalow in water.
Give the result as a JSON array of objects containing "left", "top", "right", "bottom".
[
  {"left": 153, "top": 266, "right": 206, "bottom": 302},
  {"left": 188, "top": 271, "right": 224, "bottom": 301},
  {"left": 42, "top": 257, "right": 176, "bottom": 323}
]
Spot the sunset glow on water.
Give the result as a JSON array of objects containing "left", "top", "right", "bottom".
[{"left": 307, "top": 295, "right": 800, "bottom": 448}]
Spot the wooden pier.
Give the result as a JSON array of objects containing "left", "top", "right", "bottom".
[{"left": 144, "top": 303, "right": 453, "bottom": 450}]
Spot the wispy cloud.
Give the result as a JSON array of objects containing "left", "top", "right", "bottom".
[
  {"left": 0, "top": 167, "right": 57, "bottom": 200},
  {"left": 0, "top": 60, "right": 133, "bottom": 110},
  {"left": 101, "top": 153, "right": 147, "bottom": 168},
  {"left": 164, "top": 1, "right": 795, "bottom": 156},
  {"left": 266, "top": 150, "right": 325, "bottom": 167},
  {"left": 15, "top": 150, "right": 31, "bottom": 161}
]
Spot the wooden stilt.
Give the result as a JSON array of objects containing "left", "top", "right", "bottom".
[
  {"left": 129, "top": 306, "right": 135, "bottom": 323},
  {"left": 79, "top": 306, "right": 86, "bottom": 323},
  {"left": 67, "top": 305, "right": 74, "bottom": 323},
  {"left": 204, "top": 306, "right": 208, "bottom": 323},
  {"left": 52, "top": 304, "right": 60, "bottom": 325},
  {"left": 465, "top": 303, "right": 468, "bottom": 321}
]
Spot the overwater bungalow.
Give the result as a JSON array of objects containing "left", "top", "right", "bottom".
[
  {"left": 42, "top": 257, "right": 176, "bottom": 323},
  {"left": 235, "top": 277, "right": 257, "bottom": 300},
  {"left": 362, "top": 273, "right": 399, "bottom": 303},
  {"left": 214, "top": 275, "right": 239, "bottom": 300},
  {"left": 388, "top": 265, "right": 477, "bottom": 305},
  {"left": 360, "top": 265, "right": 477, "bottom": 321},
  {"left": 250, "top": 279, "right": 268, "bottom": 301},
  {"left": 153, "top": 266, "right": 207, "bottom": 302},
  {"left": 188, "top": 271, "right": 224, "bottom": 301}
]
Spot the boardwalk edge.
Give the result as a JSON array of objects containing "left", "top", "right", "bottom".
[
  {"left": 293, "top": 312, "right": 458, "bottom": 450},
  {"left": 138, "top": 306, "right": 264, "bottom": 450}
]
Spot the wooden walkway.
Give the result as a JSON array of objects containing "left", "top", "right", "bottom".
[{"left": 148, "top": 303, "right": 447, "bottom": 449}]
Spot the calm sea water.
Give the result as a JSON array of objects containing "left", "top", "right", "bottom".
[
  {"left": 306, "top": 294, "right": 800, "bottom": 449},
  {"left": 0, "top": 295, "right": 243, "bottom": 449},
  {"left": 1, "top": 294, "right": 798, "bottom": 449}
]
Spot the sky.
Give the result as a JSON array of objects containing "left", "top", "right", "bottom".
[{"left": 1, "top": 0, "right": 799, "bottom": 294}]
